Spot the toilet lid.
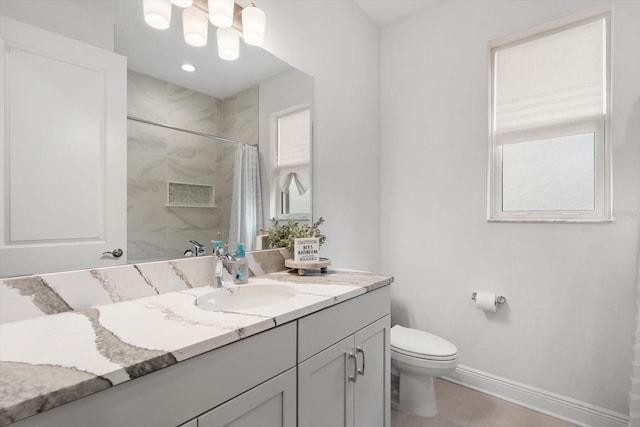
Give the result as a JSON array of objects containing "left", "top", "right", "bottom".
[{"left": 391, "top": 325, "right": 458, "bottom": 361}]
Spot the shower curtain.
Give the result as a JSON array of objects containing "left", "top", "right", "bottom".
[
  {"left": 228, "top": 144, "right": 263, "bottom": 252},
  {"left": 630, "top": 241, "right": 640, "bottom": 426}
]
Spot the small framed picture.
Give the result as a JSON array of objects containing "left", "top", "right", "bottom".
[{"left": 294, "top": 238, "right": 320, "bottom": 263}]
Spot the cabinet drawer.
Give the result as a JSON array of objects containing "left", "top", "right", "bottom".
[{"left": 298, "top": 286, "right": 390, "bottom": 362}]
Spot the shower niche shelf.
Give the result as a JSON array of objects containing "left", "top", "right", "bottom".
[{"left": 167, "top": 182, "right": 216, "bottom": 208}]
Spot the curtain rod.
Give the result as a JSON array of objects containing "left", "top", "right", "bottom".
[{"left": 127, "top": 115, "right": 258, "bottom": 147}]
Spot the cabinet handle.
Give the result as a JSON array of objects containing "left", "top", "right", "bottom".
[
  {"left": 348, "top": 352, "right": 358, "bottom": 383},
  {"left": 356, "top": 347, "right": 366, "bottom": 376}
]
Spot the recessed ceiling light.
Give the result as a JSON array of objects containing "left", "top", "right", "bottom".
[{"left": 181, "top": 63, "right": 196, "bottom": 72}]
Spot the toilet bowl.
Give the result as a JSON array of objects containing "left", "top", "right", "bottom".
[{"left": 390, "top": 325, "right": 458, "bottom": 417}]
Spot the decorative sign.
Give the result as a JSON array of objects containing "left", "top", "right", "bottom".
[{"left": 294, "top": 238, "right": 320, "bottom": 263}]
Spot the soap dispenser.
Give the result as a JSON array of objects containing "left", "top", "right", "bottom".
[
  {"left": 211, "top": 240, "right": 225, "bottom": 287},
  {"left": 212, "top": 240, "right": 222, "bottom": 256},
  {"left": 232, "top": 243, "right": 249, "bottom": 284}
]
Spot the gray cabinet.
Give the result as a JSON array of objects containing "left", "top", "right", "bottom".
[
  {"left": 354, "top": 317, "right": 390, "bottom": 427},
  {"left": 297, "top": 287, "right": 391, "bottom": 427},
  {"left": 198, "top": 368, "right": 296, "bottom": 427},
  {"left": 298, "top": 336, "right": 355, "bottom": 427}
]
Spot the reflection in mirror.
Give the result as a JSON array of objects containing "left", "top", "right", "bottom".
[
  {"left": 281, "top": 174, "right": 312, "bottom": 217},
  {"left": 0, "top": 0, "right": 312, "bottom": 278},
  {"left": 275, "top": 108, "right": 312, "bottom": 219}
]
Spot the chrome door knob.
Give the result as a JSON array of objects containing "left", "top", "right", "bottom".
[{"left": 103, "top": 248, "right": 124, "bottom": 258}]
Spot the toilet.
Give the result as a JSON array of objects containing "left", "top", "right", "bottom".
[{"left": 390, "top": 325, "right": 458, "bottom": 417}]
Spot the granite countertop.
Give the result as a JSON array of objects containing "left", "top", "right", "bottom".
[{"left": 0, "top": 269, "right": 392, "bottom": 426}]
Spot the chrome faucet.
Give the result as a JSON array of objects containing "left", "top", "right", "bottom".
[
  {"left": 184, "top": 240, "right": 206, "bottom": 257},
  {"left": 213, "top": 244, "right": 236, "bottom": 288}
]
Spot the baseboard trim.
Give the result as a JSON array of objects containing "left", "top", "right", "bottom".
[{"left": 444, "top": 365, "right": 628, "bottom": 427}]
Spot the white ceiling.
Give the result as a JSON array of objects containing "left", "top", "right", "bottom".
[{"left": 353, "top": 0, "right": 437, "bottom": 28}]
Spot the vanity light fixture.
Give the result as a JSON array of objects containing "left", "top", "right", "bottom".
[
  {"left": 143, "top": 0, "right": 172, "bottom": 30},
  {"left": 182, "top": 7, "right": 208, "bottom": 46},
  {"left": 216, "top": 27, "right": 240, "bottom": 61},
  {"left": 181, "top": 63, "right": 196, "bottom": 72},
  {"left": 208, "top": 0, "right": 235, "bottom": 28},
  {"left": 171, "top": 0, "right": 193, "bottom": 7},
  {"left": 142, "top": 0, "right": 266, "bottom": 60},
  {"left": 241, "top": 4, "right": 265, "bottom": 46}
]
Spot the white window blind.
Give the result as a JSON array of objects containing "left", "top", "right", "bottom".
[
  {"left": 277, "top": 109, "right": 310, "bottom": 168},
  {"left": 494, "top": 18, "right": 605, "bottom": 137}
]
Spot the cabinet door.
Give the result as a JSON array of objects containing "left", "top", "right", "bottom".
[
  {"left": 198, "top": 367, "right": 296, "bottom": 427},
  {"left": 354, "top": 315, "right": 391, "bottom": 427},
  {"left": 0, "top": 17, "right": 126, "bottom": 277},
  {"left": 298, "top": 336, "right": 356, "bottom": 427}
]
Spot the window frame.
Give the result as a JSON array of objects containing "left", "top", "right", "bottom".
[{"left": 487, "top": 5, "right": 612, "bottom": 222}]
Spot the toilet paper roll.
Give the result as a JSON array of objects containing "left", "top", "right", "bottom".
[{"left": 475, "top": 292, "right": 497, "bottom": 312}]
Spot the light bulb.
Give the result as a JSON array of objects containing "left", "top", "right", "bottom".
[
  {"left": 143, "top": 0, "right": 172, "bottom": 30},
  {"left": 217, "top": 28, "right": 239, "bottom": 61},
  {"left": 208, "top": 0, "right": 234, "bottom": 28},
  {"left": 171, "top": 0, "right": 193, "bottom": 7},
  {"left": 181, "top": 64, "right": 196, "bottom": 72},
  {"left": 183, "top": 7, "right": 208, "bottom": 47},
  {"left": 241, "top": 5, "right": 265, "bottom": 46}
]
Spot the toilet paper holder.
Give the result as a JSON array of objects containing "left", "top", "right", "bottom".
[{"left": 471, "top": 292, "right": 506, "bottom": 304}]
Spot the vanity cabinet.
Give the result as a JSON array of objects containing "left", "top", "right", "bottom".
[
  {"left": 10, "top": 286, "right": 390, "bottom": 427},
  {"left": 297, "top": 287, "right": 391, "bottom": 427},
  {"left": 196, "top": 368, "right": 296, "bottom": 427},
  {"left": 353, "top": 318, "right": 390, "bottom": 427}
]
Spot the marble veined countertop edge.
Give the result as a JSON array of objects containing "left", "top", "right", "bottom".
[{"left": 0, "top": 270, "right": 393, "bottom": 427}]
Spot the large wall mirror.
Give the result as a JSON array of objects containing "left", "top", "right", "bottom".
[{"left": 0, "top": 0, "right": 313, "bottom": 278}]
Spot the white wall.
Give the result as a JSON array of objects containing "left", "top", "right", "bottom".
[
  {"left": 0, "top": 0, "right": 113, "bottom": 51},
  {"left": 380, "top": 0, "right": 640, "bottom": 416},
  {"left": 258, "top": 1, "right": 381, "bottom": 271}
]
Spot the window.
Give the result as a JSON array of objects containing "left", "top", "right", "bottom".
[
  {"left": 273, "top": 107, "right": 311, "bottom": 220},
  {"left": 487, "top": 7, "right": 611, "bottom": 222}
]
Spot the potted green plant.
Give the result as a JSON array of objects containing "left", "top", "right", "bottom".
[{"left": 261, "top": 217, "right": 326, "bottom": 253}]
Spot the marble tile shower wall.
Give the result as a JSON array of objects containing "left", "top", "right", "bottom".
[
  {"left": 127, "top": 71, "right": 258, "bottom": 263},
  {"left": 222, "top": 85, "right": 259, "bottom": 144}
]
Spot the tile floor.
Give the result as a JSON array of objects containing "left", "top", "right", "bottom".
[{"left": 391, "top": 379, "right": 578, "bottom": 427}]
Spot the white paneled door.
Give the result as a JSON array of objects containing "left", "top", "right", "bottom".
[{"left": 0, "top": 17, "right": 127, "bottom": 277}]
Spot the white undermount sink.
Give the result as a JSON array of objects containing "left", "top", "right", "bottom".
[{"left": 195, "top": 284, "right": 298, "bottom": 312}]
